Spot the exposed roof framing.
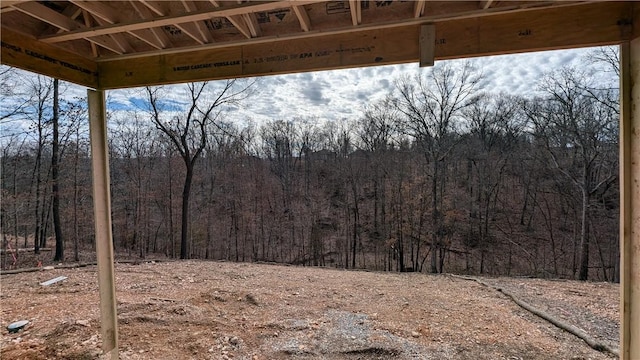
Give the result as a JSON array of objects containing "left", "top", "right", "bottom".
[
  {"left": 4, "top": 0, "right": 616, "bottom": 61},
  {"left": 12, "top": 1, "right": 80, "bottom": 31},
  {"left": 129, "top": 1, "right": 171, "bottom": 48},
  {"left": 349, "top": 0, "right": 361, "bottom": 26},
  {"left": 414, "top": 0, "right": 426, "bottom": 18},
  {"left": 292, "top": 4, "right": 311, "bottom": 31},
  {"left": 480, "top": 1, "right": 495, "bottom": 10},
  {"left": 1, "top": 1, "right": 637, "bottom": 89}
]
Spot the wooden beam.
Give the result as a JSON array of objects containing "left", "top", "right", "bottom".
[
  {"left": 618, "top": 8, "right": 639, "bottom": 359},
  {"left": 1, "top": 0, "right": 29, "bottom": 6},
  {"left": 81, "top": 10, "right": 98, "bottom": 57},
  {"left": 140, "top": 0, "right": 206, "bottom": 45},
  {"left": 55, "top": 4, "right": 83, "bottom": 34},
  {"left": 70, "top": 1, "right": 118, "bottom": 24},
  {"left": 73, "top": 4, "right": 136, "bottom": 54},
  {"left": 181, "top": 0, "right": 213, "bottom": 43},
  {"left": 243, "top": 13, "right": 262, "bottom": 38},
  {"left": 11, "top": 1, "right": 129, "bottom": 55},
  {"left": 130, "top": 1, "right": 171, "bottom": 48},
  {"left": 96, "top": 2, "right": 630, "bottom": 89},
  {"left": 292, "top": 5, "right": 311, "bottom": 32},
  {"left": 40, "top": 0, "right": 323, "bottom": 43},
  {"left": 85, "top": 35, "right": 125, "bottom": 55},
  {"left": 414, "top": 0, "right": 426, "bottom": 18},
  {"left": 95, "top": 1, "right": 628, "bottom": 63},
  {"left": 90, "top": 15, "right": 134, "bottom": 54},
  {"left": 175, "top": 22, "right": 207, "bottom": 45},
  {"left": 227, "top": 14, "right": 252, "bottom": 39},
  {"left": 349, "top": 0, "right": 361, "bottom": 26},
  {"left": 85, "top": 1, "right": 582, "bottom": 62},
  {"left": 419, "top": 24, "right": 435, "bottom": 67},
  {"left": 139, "top": 0, "right": 166, "bottom": 16},
  {"left": 480, "top": 0, "right": 494, "bottom": 10},
  {"left": 88, "top": 88, "right": 119, "bottom": 360},
  {"left": 0, "top": 27, "right": 98, "bottom": 88},
  {"left": 1, "top": 0, "right": 28, "bottom": 12},
  {"left": 128, "top": 29, "right": 164, "bottom": 50},
  {"left": 464, "top": 2, "right": 627, "bottom": 58},
  {"left": 12, "top": 1, "right": 81, "bottom": 32}
]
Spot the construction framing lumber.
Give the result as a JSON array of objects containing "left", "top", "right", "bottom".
[
  {"left": 620, "top": 38, "right": 640, "bottom": 360},
  {"left": 88, "top": 89, "right": 119, "bottom": 360},
  {"left": 97, "top": 2, "right": 631, "bottom": 89},
  {"left": 0, "top": 27, "right": 98, "bottom": 88}
]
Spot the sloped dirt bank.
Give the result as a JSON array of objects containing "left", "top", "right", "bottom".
[{"left": 1, "top": 261, "right": 617, "bottom": 359}]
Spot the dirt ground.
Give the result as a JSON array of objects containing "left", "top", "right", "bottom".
[{"left": 1, "top": 260, "right": 619, "bottom": 359}]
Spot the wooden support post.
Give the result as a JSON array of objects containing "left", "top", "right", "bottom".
[
  {"left": 620, "top": 39, "right": 640, "bottom": 360},
  {"left": 88, "top": 89, "right": 119, "bottom": 360},
  {"left": 419, "top": 24, "right": 435, "bottom": 67}
]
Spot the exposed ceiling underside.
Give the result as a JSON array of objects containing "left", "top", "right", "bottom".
[{"left": 1, "top": 1, "right": 638, "bottom": 89}]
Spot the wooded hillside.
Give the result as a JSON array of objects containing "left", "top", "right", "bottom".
[{"left": 0, "top": 52, "right": 620, "bottom": 281}]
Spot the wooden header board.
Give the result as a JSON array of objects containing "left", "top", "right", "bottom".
[
  {"left": 0, "top": 1, "right": 637, "bottom": 89},
  {"left": 97, "top": 2, "right": 635, "bottom": 89},
  {"left": 1, "top": 27, "right": 99, "bottom": 88}
]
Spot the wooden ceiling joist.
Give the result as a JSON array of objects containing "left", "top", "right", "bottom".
[
  {"left": 92, "top": 2, "right": 632, "bottom": 89},
  {"left": 414, "top": 0, "right": 426, "bottom": 18},
  {"left": 129, "top": 1, "right": 171, "bottom": 48},
  {"left": 480, "top": 0, "right": 495, "bottom": 10},
  {"left": 71, "top": 1, "right": 139, "bottom": 53},
  {"left": 243, "top": 13, "right": 262, "bottom": 38},
  {"left": 1, "top": 0, "right": 636, "bottom": 88},
  {"left": 0, "top": 26, "right": 98, "bottom": 88},
  {"left": 175, "top": 22, "right": 207, "bottom": 44},
  {"left": 181, "top": 0, "right": 214, "bottom": 43},
  {"left": 81, "top": 9, "right": 99, "bottom": 57},
  {"left": 55, "top": 4, "right": 83, "bottom": 34},
  {"left": 128, "top": 29, "right": 164, "bottom": 50},
  {"left": 69, "top": 0, "right": 117, "bottom": 24},
  {"left": 1, "top": 0, "right": 28, "bottom": 13},
  {"left": 39, "top": 0, "right": 321, "bottom": 44},
  {"left": 11, "top": 1, "right": 130, "bottom": 55},
  {"left": 86, "top": 34, "right": 125, "bottom": 55},
  {"left": 138, "top": 0, "right": 166, "bottom": 16},
  {"left": 226, "top": 14, "right": 252, "bottom": 38},
  {"left": 349, "top": 0, "right": 361, "bottom": 26},
  {"left": 292, "top": 5, "right": 311, "bottom": 32},
  {"left": 12, "top": 1, "right": 80, "bottom": 32}
]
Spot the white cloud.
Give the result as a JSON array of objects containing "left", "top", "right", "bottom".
[{"left": 1, "top": 46, "right": 617, "bottom": 134}]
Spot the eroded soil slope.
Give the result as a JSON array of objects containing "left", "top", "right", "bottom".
[{"left": 1, "top": 261, "right": 618, "bottom": 359}]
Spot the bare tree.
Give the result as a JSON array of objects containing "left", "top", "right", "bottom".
[
  {"left": 357, "top": 99, "right": 398, "bottom": 268},
  {"left": 52, "top": 78, "right": 63, "bottom": 261},
  {"left": 0, "top": 66, "right": 30, "bottom": 122},
  {"left": 524, "top": 67, "right": 618, "bottom": 280},
  {"left": 24, "top": 76, "right": 54, "bottom": 254},
  {"left": 145, "top": 80, "right": 253, "bottom": 259},
  {"left": 393, "top": 61, "right": 482, "bottom": 273},
  {"left": 462, "top": 93, "right": 524, "bottom": 273}
]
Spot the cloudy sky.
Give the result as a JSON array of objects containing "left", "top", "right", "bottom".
[
  {"left": 2, "top": 45, "right": 617, "bottom": 136},
  {"left": 103, "top": 45, "right": 615, "bottom": 126}
]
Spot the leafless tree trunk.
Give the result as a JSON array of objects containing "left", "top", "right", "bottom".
[
  {"left": 52, "top": 78, "right": 63, "bottom": 261},
  {"left": 524, "top": 67, "right": 618, "bottom": 280},
  {"left": 393, "top": 62, "right": 481, "bottom": 273},
  {"left": 146, "top": 80, "right": 253, "bottom": 259}
]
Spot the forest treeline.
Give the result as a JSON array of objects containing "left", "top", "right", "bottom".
[{"left": 0, "top": 50, "right": 621, "bottom": 281}]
